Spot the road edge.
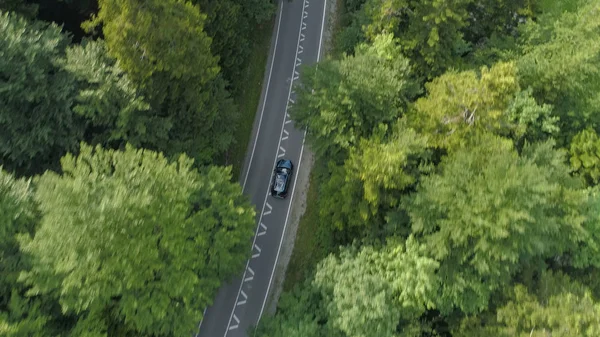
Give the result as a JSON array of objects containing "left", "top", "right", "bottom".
[{"left": 261, "top": 0, "right": 337, "bottom": 316}]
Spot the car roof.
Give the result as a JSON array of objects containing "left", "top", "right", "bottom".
[
  {"left": 277, "top": 159, "right": 293, "bottom": 170},
  {"left": 274, "top": 173, "right": 287, "bottom": 192}
]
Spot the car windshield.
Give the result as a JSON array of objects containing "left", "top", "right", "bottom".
[{"left": 274, "top": 174, "right": 286, "bottom": 192}]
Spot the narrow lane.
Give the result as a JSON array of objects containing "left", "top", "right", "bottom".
[{"left": 196, "top": 1, "right": 327, "bottom": 336}]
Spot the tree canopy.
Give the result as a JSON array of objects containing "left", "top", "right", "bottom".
[
  {"left": 20, "top": 144, "right": 255, "bottom": 336},
  {"left": 0, "top": 11, "right": 83, "bottom": 175}
]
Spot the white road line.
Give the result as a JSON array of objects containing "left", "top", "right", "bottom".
[
  {"left": 225, "top": 0, "right": 314, "bottom": 334},
  {"left": 195, "top": 307, "right": 208, "bottom": 337},
  {"left": 237, "top": 291, "right": 247, "bottom": 306},
  {"left": 242, "top": 4, "right": 284, "bottom": 191},
  {"left": 228, "top": 314, "right": 240, "bottom": 330},
  {"left": 257, "top": 223, "right": 267, "bottom": 236},
  {"left": 263, "top": 202, "right": 272, "bottom": 215},
  {"left": 252, "top": 244, "right": 262, "bottom": 258},
  {"left": 257, "top": 0, "right": 328, "bottom": 324},
  {"left": 244, "top": 266, "right": 254, "bottom": 282},
  {"left": 317, "top": 0, "right": 327, "bottom": 59},
  {"left": 300, "top": 33, "right": 305, "bottom": 42}
]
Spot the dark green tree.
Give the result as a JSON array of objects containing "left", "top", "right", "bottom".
[
  {"left": 517, "top": 0, "right": 600, "bottom": 144},
  {"left": 0, "top": 12, "right": 83, "bottom": 175},
  {"left": 0, "top": 0, "right": 37, "bottom": 18},
  {"left": 88, "top": 0, "right": 236, "bottom": 164},
  {"left": 21, "top": 144, "right": 256, "bottom": 336},
  {"left": 193, "top": 0, "right": 275, "bottom": 84},
  {"left": 64, "top": 39, "right": 159, "bottom": 148},
  {"left": 454, "top": 271, "right": 600, "bottom": 337}
]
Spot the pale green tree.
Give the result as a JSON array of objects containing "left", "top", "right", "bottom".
[
  {"left": 404, "top": 135, "right": 592, "bottom": 314},
  {"left": 292, "top": 34, "right": 419, "bottom": 161},
  {"left": 313, "top": 237, "right": 439, "bottom": 337},
  {"left": 88, "top": 0, "right": 236, "bottom": 164},
  {"left": 21, "top": 144, "right": 256, "bottom": 336},
  {"left": 410, "top": 62, "right": 557, "bottom": 151},
  {"left": 88, "top": 0, "right": 219, "bottom": 84}
]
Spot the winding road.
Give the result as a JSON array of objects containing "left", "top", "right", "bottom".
[{"left": 196, "top": 0, "right": 327, "bottom": 336}]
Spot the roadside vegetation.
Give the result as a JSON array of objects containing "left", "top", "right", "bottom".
[
  {"left": 0, "top": 0, "right": 275, "bottom": 336},
  {"left": 257, "top": 0, "right": 600, "bottom": 336}
]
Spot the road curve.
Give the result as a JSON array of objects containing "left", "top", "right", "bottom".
[{"left": 196, "top": 0, "right": 327, "bottom": 336}]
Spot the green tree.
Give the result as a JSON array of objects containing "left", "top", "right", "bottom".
[
  {"left": 255, "top": 280, "right": 339, "bottom": 337},
  {"left": 313, "top": 237, "right": 439, "bottom": 337},
  {"left": 89, "top": 0, "right": 218, "bottom": 84},
  {"left": 88, "top": 0, "right": 235, "bottom": 164},
  {"left": 404, "top": 135, "right": 592, "bottom": 314},
  {"left": 454, "top": 271, "right": 600, "bottom": 337},
  {"left": 570, "top": 129, "right": 600, "bottom": 186},
  {"left": 409, "top": 62, "right": 557, "bottom": 151},
  {"left": 516, "top": 0, "right": 600, "bottom": 143},
  {"left": 364, "top": 0, "right": 473, "bottom": 78},
  {"left": 0, "top": 169, "right": 62, "bottom": 337},
  {"left": 193, "top": 0, "right": 275, "bottom": 84},
  {"left": 318, "top": 121, "right": 430, "bottom": 238},
  {"left": 0, "top": 12, "right": 83, "bottom": 175},
  {"left": 64, "top": 40, "right": 158, "bottom": 148},
  {"left": 21, "top": 144, "right": 256, "bottom": 336},
  {"left": 0, "top": 169, "right": 36, "bottom": 311},
  {"left": 0, "top": 0, "right": 38, "bottom": 18},
  {"left": 292, "top": 34, "right": 419, "bottom": 161}
]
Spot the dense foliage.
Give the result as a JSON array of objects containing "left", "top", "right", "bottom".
[
  {"left": 258, "top": 0, "right": 600, "bottom": 336},
  {"left": 0, "top": 0, "right": 273, "bottom": 335}
]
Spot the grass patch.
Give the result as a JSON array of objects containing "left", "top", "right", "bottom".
[
  {"left": 283, "top": 163, "right": 334, "bottom": 291},
  {"left": 225, "top": 19, "right": 275, "bottom": 180}
]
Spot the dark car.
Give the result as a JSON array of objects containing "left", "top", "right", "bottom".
[{"left": 270, "top": 159, "right": 294, "bottom": 199}]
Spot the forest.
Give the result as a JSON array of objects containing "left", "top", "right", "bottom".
[
  {"left": 256, "top": 0, "right": 600, "bottom": 336},
  {"left": 0, "top": 0, "right": 274, "bottom": 336},
  {"left": 3, "top": 0, "right": 600, "bottom": 336}
]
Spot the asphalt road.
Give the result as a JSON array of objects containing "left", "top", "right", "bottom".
[{"left": 196, "top": 1, "right": 327, "bottom": 337}]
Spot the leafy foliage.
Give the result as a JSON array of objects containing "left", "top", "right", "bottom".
[
  {"left": 517, "top": 0, "right": 600, "bottom": 143},
  {"left": 570, "top": 129, "right": 600, "bottom": 186},
  {"left": 313, "top": 237, "right": 439, "bottom": 337},
  {"left": 193, "top": 0, "right": 275, "bottom": 84},
  {"left": 410, "top": 62, "right": 557, "bottom": 151},
  {"left": 404, "top": 135, "right": 592, "bottom": 314},
  {"left": 89, "top": 0, "right": 219, "bottom": 84},
  {"left": 20, "top": 144, "right": 255, "bottom": 336},
  {"left": 0, "top": 12, "right": 83, "bottom": 175},
  {"left": 292, "top": 34, "right": 419, "bottom": 161},
  {"left": 64, "top": 39, "right": 155, "bottom": 147},
  {"left": 454, "top": 271, "right": 600, "bottom": 336},
  {"left": 89, "top": 0, "right": 236, "bottom": 164}
]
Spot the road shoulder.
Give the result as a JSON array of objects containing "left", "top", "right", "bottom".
[{"left": 262, "top": 0, "right": 337, "bottom": 315}]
